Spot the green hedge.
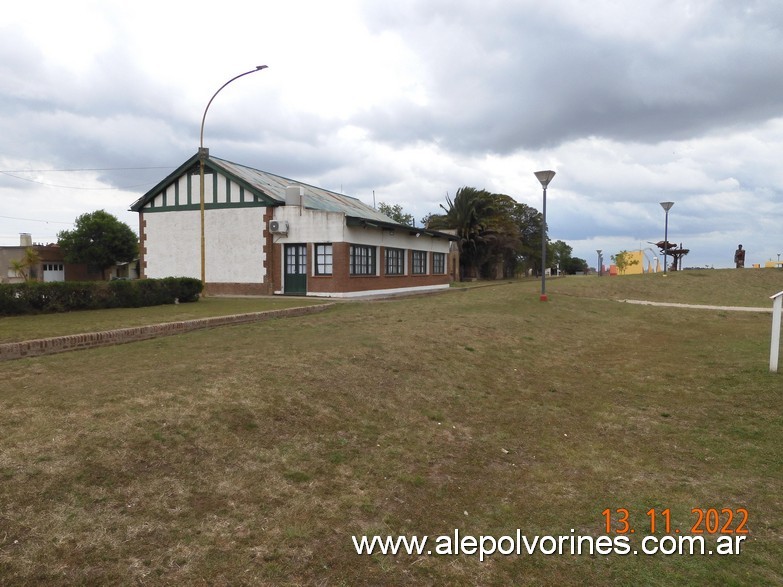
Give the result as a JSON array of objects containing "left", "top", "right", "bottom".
[{"left": 0, "top": 278, "right": 203, "bottom": 316}]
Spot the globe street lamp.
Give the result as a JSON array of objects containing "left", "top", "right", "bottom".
[
  {"left": 596, "top": 249, "right": 603, "bottom": 277},
  {"left": 659, "top": 201, "right": 674, "bottom": 275},
  {"left": 199, "top": 65, "right": 268, "bottom": 292},
  {"left": 535, "top": 170, "right": 556, "bottom": 301}
]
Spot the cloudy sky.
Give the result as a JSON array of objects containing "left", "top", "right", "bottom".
[{"left": 2, "top": 0, "right": 782, "bottom": 269}]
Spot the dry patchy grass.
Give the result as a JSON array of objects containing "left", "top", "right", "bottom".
[
  {"left": 0, "top": 296, "right": 327, "bottom": 343},
  {"left": 547, "top": 267, "right": 783, "bottom": 307},
  {"left": 0, "top": 275, "right": 781, "bottom": 585}
]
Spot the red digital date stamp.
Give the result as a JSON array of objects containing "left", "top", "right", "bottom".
[{"left": 602, "top": 508, "right": 749, "bottom": 535}]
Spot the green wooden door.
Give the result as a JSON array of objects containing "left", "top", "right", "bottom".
[{"left": 284, "top": 244, "right": 307, "bottom": 295}]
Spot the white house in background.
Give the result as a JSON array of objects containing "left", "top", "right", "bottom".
[{"left": 130, "top": 152, "right": 456, "bottom": 297}]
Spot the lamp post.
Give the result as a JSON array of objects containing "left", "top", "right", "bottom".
[
  {"left": 534, "top": 170, "right": 556, "bottom": 301},
  {"left": 199, "top": 65, "right": 268, "bottom": 292},
  {"left": 659, "top": 201, "right": 674, "bottom": 275},
  {"left": 596, "top": 249, "right": 603, "bottom": 276}
]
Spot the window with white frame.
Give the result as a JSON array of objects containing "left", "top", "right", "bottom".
[
  {"left": 315, "top": 244, "right": 333, "bottom": 275},
  {"left": 350, "top": 245, "right": 376, "bottom": 275},
  {"left": 384, "top": 247, "right": 405, "bottom": 275},
  {"left": 412, "top": 250, "right": 427, "bottom": 274}
]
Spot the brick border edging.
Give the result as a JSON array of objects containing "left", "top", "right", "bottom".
[{"left": 0, "top": 303, "right": 335, "bottom": 361}]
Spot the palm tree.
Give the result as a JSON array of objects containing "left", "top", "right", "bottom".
[
  {"left": 10, "top": 259, "right": 28, "bottom": 281},
  {"left": 11, "top": 247, "right": 41, "bottom": 282},
  {"left": 429, "top": 187, "right": 495, "bottom": 278},
  {"left": 428, "top": 188, "right": 547, "bottom": 279}
]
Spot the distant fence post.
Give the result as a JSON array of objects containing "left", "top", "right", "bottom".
[{"left": 771, "top": 291, "right": 783, "bottom": 373}]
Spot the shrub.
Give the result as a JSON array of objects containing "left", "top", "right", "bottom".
[
  {"left": 0, "top": 278, "right": 203, "bottom": 316},
  {"left": 162, "top": 277, "right": 202, "bottom": 303},
  {"left": 107, "top": 279, "right": 140, "bottom": 308}
]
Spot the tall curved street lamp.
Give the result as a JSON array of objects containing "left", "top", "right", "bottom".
[
  {"left": 534, "top": 170, "right": 556, "bottom": 301},
  {"left": 199, "top": 65, "right": 268, "bottom": 291},
  {"left": 659, "top": 201, "right": 674, "bottom": 275}
]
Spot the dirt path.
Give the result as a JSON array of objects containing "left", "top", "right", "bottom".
[{"left": 620, "top": 299, "right": 772, "bottom": 312}]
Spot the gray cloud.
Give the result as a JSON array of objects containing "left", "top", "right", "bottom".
[
  {"left": 357, "top": 0, "right": 783, "bottom": 154},
  {"left": 1, "top": 1, "right": 781, "bottom": 268}
]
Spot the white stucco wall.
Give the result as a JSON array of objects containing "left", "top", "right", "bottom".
[
  {"left": 272, "top": 206, "right": 450, "bottom": 253},
  {"left": 344, "top": 226, "right": 450, "bottom": 252},
  {"left": 272, "top": 207, "right": 346, "bottom": 243},
  {"left": 143, "top": 210, "right": 200, "bottom": 279},
  {"left": 144, "top": 207, "right": 267, "bottom": 282}
]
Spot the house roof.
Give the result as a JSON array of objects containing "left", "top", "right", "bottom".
[{"left": 130, "top": 153, "right": 455, "bottom": 239}]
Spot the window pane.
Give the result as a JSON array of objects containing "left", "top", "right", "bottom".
[
  {"left": 385, "top": 247, "right": 404, "bottom": 275},
  {"left": 316, "top": 244, "right": 333, "bottom": 275},
  {"left": 350, "top": 245, "right": 376, "bottom": 275},
  {"left": 433, "top": 253, "right": 445, "bottom": 274},
  {"left": 412, "top": 250, "right": 427, "bottom": 274},
  {"left": 286, "top": 245, "right": 306, "bottom": 275}
]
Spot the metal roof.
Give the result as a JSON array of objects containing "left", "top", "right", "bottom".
[
  {"left": 213, "top": 157, "right": 397, "bottom": 224},
  {"left": 131, "top": 153, "right": 455, "bottom": 239}
]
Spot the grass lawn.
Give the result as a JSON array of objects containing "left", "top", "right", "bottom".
[
  {"left": 546, "top": 267, "right": 783, "bottom": 306},
  {"left": 0, "top": 296, "right": 328, "bottom": 344},
  {"left": 0, "top": 270, "right": 781, "bottom": 585}
]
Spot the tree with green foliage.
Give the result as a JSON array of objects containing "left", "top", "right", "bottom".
[
  {"left": 420, "top": 212, "right": 436, "bottom": 228},
  {"left": 427, "top": 187, "right": 495, "bottom": 279},
  {"left": 377, "top": 202, "right": 414, "bottom": 226},
  {"left": 550, "top": 240, "right": 573, "bottom": 275},
  {"left": 58, "top": 210, "right": 138, "bottom": 280},
  {"left": 510, "top": 202, "right": 543, "bottom": 276},
  {"left": 611, "top": 250, "right": 640, "bottom": 275},
  {"left": 426, "top": 186, "right": 586, "bottom": 280},
  {"left": 547, "top": 240, "right": 587, "bottom": 274},
  {"left": 563, "top": 256, "right": 589, "bottom": 274},
  {"left": 477, "top": 193, "right": 527, "bottom": 278},
  {"left": 427, "top": 187, "right": 549, "bottom": 279}
]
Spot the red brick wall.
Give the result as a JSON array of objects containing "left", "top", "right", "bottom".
[
  {"left": 139, "top": 215, "right": 147, "bottom": 278},
  {"left": 205, "top": 282, "right": 271, "bottom": 296},
  {"left": 282, "top": 242, "right": 450, "bottom": 295}
]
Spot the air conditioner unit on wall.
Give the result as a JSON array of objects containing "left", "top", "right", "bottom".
[{"left": 269, "top": 220, "right": 288, "bottom": 234}]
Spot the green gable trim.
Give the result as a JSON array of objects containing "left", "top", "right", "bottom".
[
  {"left": 140, "top": 182, "right": 274, "bottom": 211},
  {"left": 140, "top": 201, "right": 275, "bottom": 213}
]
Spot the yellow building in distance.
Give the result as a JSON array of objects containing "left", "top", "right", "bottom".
[
  {"left": 610, "top": 250, "right": 781, "bottom": 273},
  {"left": 610, "top": 249, "right": 661, "bottom": 275}
]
